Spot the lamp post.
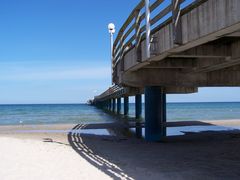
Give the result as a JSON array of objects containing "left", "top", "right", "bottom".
[{"left": 108, "top": 23, "right": 115, "bottom": 85}]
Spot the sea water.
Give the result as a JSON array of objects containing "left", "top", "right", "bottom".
[
  {"left": 0, "top": 103, "right": 240, "bottom": 135},
  {"left": 0, "top": 104, "right": 114, "bottom": 125}
]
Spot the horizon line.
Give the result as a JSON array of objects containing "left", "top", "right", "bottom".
[{"left": 1, "top": 101, "right": 240, "bottom": 105}]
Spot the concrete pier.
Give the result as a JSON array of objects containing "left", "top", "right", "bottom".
[
  {"left": 93, "top": 0, "right": 240, "bottom": 141},
  {"left": 145, "top": 87, "right": 166, "bottom": 142}
]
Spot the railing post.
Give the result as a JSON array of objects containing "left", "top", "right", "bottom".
[
  {"left": 145, "top": 0, "right": 151, "bottom": 59},
  {"left": 172, "top": 0, "right": 182, "bottom": 45},
  {"left": 120, "top": 36, "right": 125, "bottom": 71},
  {"left": 135, "top": 9, "right": 142, "bottom": 62}
]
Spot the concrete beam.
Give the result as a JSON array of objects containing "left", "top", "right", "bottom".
[
  {"left": 122, "top": 66, "right": 240, "bottom": 89},
  {"left": 169, "top": 43, "right": 232, "bottom": 59},
  {"left": 191, "top": 57, "right": 240, "bottom": 73},
  {"left": 144, "top": 58, "right": 196, "bottom": 69}
]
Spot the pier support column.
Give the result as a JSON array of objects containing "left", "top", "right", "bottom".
[
  {"left": 135, "top": 94, "right": 142, "bottom": 138},
  {"left": 102, "top": 101, "right": 105, "bottom": 109},
  {"left": 105, "top": 101, "right": 109, "bottom": 110},
  {"left": 112, "top": 98, "right": 116, "bottom": 113},
  {"left": 124, "top": 97, "right": 129, "bottom": 116},
  {"left": 145, "top": 86, "right": 167, "bottom": 142},
  {"left": 108, "top": 99, "right": 112, "bottom": 111},
  {"left": 117, "top": 98, "right": 121, "bottom": 114}
]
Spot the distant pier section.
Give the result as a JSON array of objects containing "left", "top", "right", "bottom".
[{"left": 93, "top": 0, "right": 240, "bottom": 141}]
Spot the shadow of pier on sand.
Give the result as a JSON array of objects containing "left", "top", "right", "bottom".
[
  {"left": 67, "top": 124, "right": 134, "bottom": 180},
  {"left": 66, "top": 123, "right": 240, "bottom": 180}
]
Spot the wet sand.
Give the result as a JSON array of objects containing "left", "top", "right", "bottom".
[{"left": 0, "top": 121, "right": 240, "bottom": 180}]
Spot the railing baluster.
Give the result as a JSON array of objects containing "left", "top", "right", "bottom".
[
  {"left": 111, "top": 0, "right": 204, "bottom": 84},
  {"left": 135, "top": 9, "right": 142, "bottom": 62},
  {"left": 145, "top": 0, "right": 151, "bottom": 59},
  {"left": 120, "top": 36, "right": 125, "bottom": 71},
  {"left": 172, "top": 0, "right": 183, "bottom": 45}
]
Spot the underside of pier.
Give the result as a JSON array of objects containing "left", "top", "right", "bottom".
[{"left": 94, "top": 0, "right": 240, "bottom": 142}]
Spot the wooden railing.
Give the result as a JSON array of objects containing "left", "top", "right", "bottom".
[
  {"left": 94, "top": 85, "right": 124, "bottom": 101},
  {"left": 112, "top": 0, "right": 207, "bottom": 74}
]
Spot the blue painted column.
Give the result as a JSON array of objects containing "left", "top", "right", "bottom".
[
  {"left": 104, "top": 101, "right": 107, "bottom": 109},
  {"left": 135, "top": 94, "right": 142, "bottom": 138},
  {"left": 145, "top": 86, "right": 167, "bottom": 141},
  {"left": 112, "top": 98, "right": 116, "bottom": 113},
  {"left": 135, "top": 94, "right": 142, "bottom": 119},
  {"left": 162, "top": 93, "right": 167, "bottom": 136},
  {"left": 117, "top": 98, "right": 121, "bottom": 114},
  {"left": 101, "top": 101, "right": 105, "bottom": 109},
  {"left": 108, "top": 99, "right": 112, "bottom": 111},
  {"left": 101, "top": 101, "right": 104, "bottom": 109},
  {"left": 124, "top": 97, "right": 129, "bottom": 116}
]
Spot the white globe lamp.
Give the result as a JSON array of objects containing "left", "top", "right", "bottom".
[{"left": 108, "top": 23, "right": 115, "bottom": 34}]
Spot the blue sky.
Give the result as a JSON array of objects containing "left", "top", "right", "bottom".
[{"left": 0, "top": 0, "right": 239, "bottom": 104}]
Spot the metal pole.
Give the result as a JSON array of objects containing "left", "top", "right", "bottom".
[
  {"left": 110, "top": 33, "right": 114, "bottom": 84},
  {"left": 145, "top": 0, "right": 151, "bottom": 59},
  {"left": 108, "top": 23, "right": 115, "bottom": 85}
]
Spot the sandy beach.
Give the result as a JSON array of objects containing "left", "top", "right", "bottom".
[{"left": 0, "top": 121, "right": 240, "bottom": 180}]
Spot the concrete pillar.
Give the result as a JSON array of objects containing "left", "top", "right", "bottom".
[
  {"left": 135, "top": 94, "right": 142, "bottom": 119},
  {"left": 162, "top": 93, "right": 167, "bottom": 136},
  {"left": 117, "top": 98, "right": 121, "bottom": 114},
  {"left": 124, "top": 97, "right": 129, "bottom": 116},
  {"left": 105, "top": 101, "right": 108, "bottom": 110},
  {"left": 102, "top": 101, "right": 105, "bottom": 109},
  {"left": 112, "top": 98, "right": 116, "bottom": 113},
  {"left": 108, "top": 99, "right": 112, "bottom": 111},
  {"left": 135, "top": 94, "right": 142, "bottom": 138},
  {"left": 145, "top": 86, "right": 167, "bottom": 142}
]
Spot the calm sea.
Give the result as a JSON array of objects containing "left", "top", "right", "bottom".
[{"left": 0, "top": 102, "right": 240, "bottom": 126}]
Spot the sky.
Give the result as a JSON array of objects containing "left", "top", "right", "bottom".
[{"left": 0, "top": 0, "right": 239, "bottom": 104}]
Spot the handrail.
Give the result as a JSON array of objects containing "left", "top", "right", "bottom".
[
  {"left": 112, "top": 0, "right": 207, "bottom": 74},
  {"left": 113, "top": 0, "right": 145, "bottom": 48},
  {"left": 94, "top": 85, "right": 123, "bottom": 101}
]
